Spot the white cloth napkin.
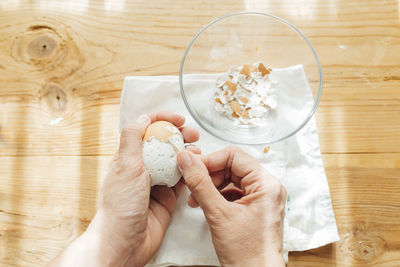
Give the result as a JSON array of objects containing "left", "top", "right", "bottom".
[{"left": 119, "top": 66, "right": 339, "bottom": 266}]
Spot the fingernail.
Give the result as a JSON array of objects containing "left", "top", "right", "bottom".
[
  {"left": 178, "top": 151, "right": 192, "bottom": 169},
  {"left": 136, "top": 114, "right": 150, "bottom": 124}
]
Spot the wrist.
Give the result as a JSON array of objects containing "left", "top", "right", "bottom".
[
  {"left": 219, "top": 243, "right": 284, "bottom": 267},
  {"left": 83, "top": 211, "right": 135, "bottom": 267},
  {"left": 47, "top": 211, "right": 134, "bottom": 267}
]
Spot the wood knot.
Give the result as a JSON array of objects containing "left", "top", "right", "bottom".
[
  {"left": 28, "top": 25, "right": 55, "bottom": 31},
  {"left": 41, "top": 82, "right": 68, "bottom": 113},
  {"left": 339, "top": 222, "right": 386, "bottom": 262},
  {"left": 28, "top": 34, "right": 57, "bottom": 58},
  {"left": 11, "top": 24, "right": 67, "bottom": 70},
  {"left": 8, "top": 20, "right": 89, "bottom": 81}
]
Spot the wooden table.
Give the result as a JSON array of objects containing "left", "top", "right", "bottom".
[{"left": 1, "top": 0, "right": 399, "bottom": 266}]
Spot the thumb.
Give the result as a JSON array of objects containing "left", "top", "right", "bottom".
[
  {"left": 177, "top": 150, "right": 225, "bottom": 214},
  {"left": 119, "top": 114, "right": 151, "bottom": 156}
]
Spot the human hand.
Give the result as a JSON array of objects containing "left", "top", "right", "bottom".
[
  {"left": 177, "top": 147, "right": 286, "bottom": 267},
  {"left": 92, "top": 112, "right": 200, "bottom": 266},
  {"left": 48, "top": 112, "right": 199, "bottom": 267}
]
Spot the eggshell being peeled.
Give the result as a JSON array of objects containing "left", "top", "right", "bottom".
[{"left": 142, "top": 121, "right": 184, "bottom": 187}]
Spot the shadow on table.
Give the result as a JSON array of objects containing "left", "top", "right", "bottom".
[{"left": 7, "top": 104, "right": 27, "bottom": 265}]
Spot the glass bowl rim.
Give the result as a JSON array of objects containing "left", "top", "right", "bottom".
[{"left": 179, "top": 11, "right": 323, "bottom": 145}]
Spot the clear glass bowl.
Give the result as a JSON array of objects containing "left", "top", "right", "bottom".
[{"left": 179, "top": 12, "right": 322, "bottom": 145}]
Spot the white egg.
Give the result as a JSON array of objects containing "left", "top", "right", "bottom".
[{"left": 142, "top": 121, "right": 184, "bottom": 187}]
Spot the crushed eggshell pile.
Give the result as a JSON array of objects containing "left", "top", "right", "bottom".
[{"left": 214, "top": 62, "right": 278, "bottom": 125}]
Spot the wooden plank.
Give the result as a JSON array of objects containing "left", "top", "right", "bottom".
[
  {"left": 288, "top": 153, "right": 400, "bottom": 266},
  {"left": 0, "top": 156, "right": 108, "bottom": 266},
  {"left": 0, "top": 1, "right": 399, "bottom": 157},
  {"left": 1, "top": 100, "right": 399, "bottom": 155},
  {"left": 1, "top": 0, "right": 400, "bottom": 266},
  {"left": 0, "top": 154, "right": 399, "bottom": 266}
]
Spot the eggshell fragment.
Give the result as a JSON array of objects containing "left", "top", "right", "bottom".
[
  {"left": 232, "top": 112, "right": 240, "bottom": 118},
  {"left": 240, "top": 64, "right": 258, "bottom": 78},
  {"left": 225, "top": 80, "right": 237, "bottom": 93},
  {"left": 258, "top": 63, "right": 271, "bottom": 76},
  {"left": 239, "top": 96, "right": 249, "bottom": 103},
  {"left": 241, "top": 110, "right": 250, "bottom": 118},
  {"left": 230, "top": 100, "right": 241, "bottom": 114},
  {"left": 143, "top": 121, "right": 175, "bottom": 142},
  {"left": 142, "top": 121, "right": 184, "bottom": 187}
]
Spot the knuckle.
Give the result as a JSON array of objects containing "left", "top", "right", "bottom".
[
  {"left": 259, "top": 174, "right": 285, "bottom": 203},
  {"left": 268, "top": 179, "right": 285, "bottom": 201},
  {"left": 112, "top": 154, "right": 146, "bottom": 177},
  {"left": 226, "top": 146, "right": 245, "bottom": 168},
  {"left": 120, "top": 127, "right": 131, "bottom": 138},
  {"left": 132, "top": 160, "right": 147, "bottom": 176},
  {"left": 281, "top": 184, "right": 287, "bottom": 200},
  {"left": 201, "top": 155, "right": 209, "bottom": 168},
  {"left": 185, "top": 172, "right": 205, "bottom": 193},
  {"left": 227, "top": 146, "right": 258, "bottom": 166},
  {"left": 120, "top": 126, "right": 140, "bottom": 140},
  {"left": 226, "top": 145, "right": 243, "bottom": 154}
]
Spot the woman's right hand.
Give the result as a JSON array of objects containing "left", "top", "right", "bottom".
[{"left": 177, "top": 147, "right": 286, "bottom": 267}]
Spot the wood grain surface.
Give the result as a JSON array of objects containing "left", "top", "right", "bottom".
[{"left": 1, "top": 0, "right": 400, "bottom": 266}]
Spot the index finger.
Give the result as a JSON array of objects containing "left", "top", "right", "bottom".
[
  {"left": 204, "top": 146, "right": 263, "bottom": 178},
  {"left": 204, "top": 146, "right": 275, "bottom": 196}
]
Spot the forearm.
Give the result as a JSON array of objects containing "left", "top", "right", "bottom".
[
  {"left": 47, "top": 212, "right": 133, "bottom": 267},
  {"left": 48, "top": 226, "right": 107, "bottom": 267}
]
